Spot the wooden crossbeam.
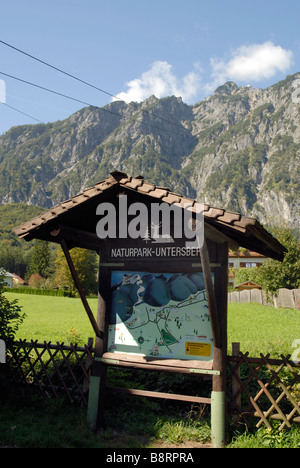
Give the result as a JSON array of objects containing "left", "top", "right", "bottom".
[
  {"left": 60, "top": 239, "right": 103, "bottom": 339},
  {"left": 107, "top": 386, "right": 212, "bottom": 404}
]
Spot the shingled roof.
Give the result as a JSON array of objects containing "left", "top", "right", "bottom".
[{"left": 13, "top": 171, "right": 286, "bottom": 261}]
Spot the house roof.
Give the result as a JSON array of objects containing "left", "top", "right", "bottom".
[
  {"left": 229, "top": 249, "right": 267, "bottom": 258},
  {"left": 13, "top": 171, "right": 286, "bottom": 261},
  {"left": 11, "top": 273, "right": 25, "bottom": 283},
  {"left": 234, "top": 281, "right": 262, "bottom": 290},
  {"left": 1, "top": 271, "right": 14, "bottom": 278}
]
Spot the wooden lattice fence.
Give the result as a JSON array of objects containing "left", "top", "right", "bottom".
[
  {"left": 227, "top": 350, "right": 300, "bottom": 430},
  {"left": 6, "top": 339, "right": 94, "bottom": 404},
  {"left": 5, "top": 340, "right": 300, "bottom": 431}
]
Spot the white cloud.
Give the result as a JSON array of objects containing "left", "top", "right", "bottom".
[
  {"left": 114, "top": 42, "right": 294, "bottom": 105},
  {"left": 209, "top": 41, "right": 293, "bottom": 89},
  {"left": 115, "top": 61, "right": 202, "bottom": 103}
]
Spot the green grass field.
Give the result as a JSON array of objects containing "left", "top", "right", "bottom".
[
  {"left": 8, "top": 292, "right": 98, "bottom": 345},
  {"left": 227, "top": 302, "right": 300, "bottom": 358},
  {"left": 5, "top": 291, "right": 300, "bottom": 358}
]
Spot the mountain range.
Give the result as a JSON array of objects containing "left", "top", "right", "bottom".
[{"left": 0, "top": 73, "right": 299, "bottom": 233}]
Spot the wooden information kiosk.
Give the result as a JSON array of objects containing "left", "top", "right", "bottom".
[{"left": 14, "top": 171, "right": 286, "bottom": 448}]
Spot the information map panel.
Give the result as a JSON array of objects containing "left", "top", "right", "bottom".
[{"left": 107, "top": 270, "right": 213, "bottom": 362}]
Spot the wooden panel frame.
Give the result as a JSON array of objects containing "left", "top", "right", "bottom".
[
  {"left": 89, "top": 236, "right": 229, "bottom": 428},
  {"left": 98, "top": 263, "right": 219, "bottom": 371}
]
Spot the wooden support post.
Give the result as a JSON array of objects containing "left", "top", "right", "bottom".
[
  {"left": 87, "top": 373, "right": 101, "bottom": 430},
  {"left": 87, "top": 267, "right": 109, "bottom": 431},
  {"left": 211, "top": 345, "right": 226, "bottom": 448},
  {"left": 199, "top": 238, "right": 227, "bottom": 448},
  {"left": 95, "top": 289, "right": 108, "bottom": 429},
  {"left": 60, "top": 239, "right": 108, "bottom": 430},
  {"left": 199, "top": 240, "right": 221, "bottom": 348},
  {"left": 232, "top": 342, "right": 241, "bottom": 421},
  {"left": 60, "top": 239, "right": 102, "bottom": 339},
  {"left": 211, "top": 390, "right": 226, "bottom": 446}
]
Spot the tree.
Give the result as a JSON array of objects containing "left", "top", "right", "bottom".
[
  {"left": 26, "top": 240, "right": 51, "bottom": 280},
  {"left": 258, "top": 226, "right": 300, "bottom": 295},
  {"left": 54, "top": 247, "right": 97, "bottom": 295},
  {"left": 234, "top": 266, "right": 263, "bottom": 287},
  {"left": 0, "top": 270, "right": 26, "bottom": 399},
  {"left": 0, "top": 244, "right": 27, "bottom": 278}
]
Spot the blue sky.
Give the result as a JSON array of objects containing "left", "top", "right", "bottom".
[{"left": 0, "top": 0, "right": 300, "bottom": 134}]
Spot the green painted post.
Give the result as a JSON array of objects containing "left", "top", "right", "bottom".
[
  {"left": 87, "top": 375, "right": 101, "bottom": 431},
  {"left": 211, "top": 391, "right": 226, "bottom": 448}
]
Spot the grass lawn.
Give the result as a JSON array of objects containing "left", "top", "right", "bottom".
[
  {"left": 6, "top": 292, "right": 98, "bottom": 345},
  {"left": 7, "top": 292, "right": 300, "bottom": 358},
  {"left": 227, "top": 302, "right": 300, "bottom": 358}
]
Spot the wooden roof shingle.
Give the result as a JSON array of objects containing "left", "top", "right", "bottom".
[{"left": 13, "top": 171, "right": 286, "bottom": 261}]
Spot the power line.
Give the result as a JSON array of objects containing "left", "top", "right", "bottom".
[
  {"left": 0, "top": 39, "right": 190, "bottom": 135},
  {"left": 0, "top": 70, "right": 187, "bottom": 138},
  {"left": 0, "top": 39, "right": 118, "bottom": 101},
  {"left": 0, "top": 71, "right": 120, "bottom": 116},
  {"left": 2, "top": 102, "right": 44, "bottom": 124}
]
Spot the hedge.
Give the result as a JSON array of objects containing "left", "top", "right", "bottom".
[{"left": 5, "top": 287, "right": 75, "bottom": 297}]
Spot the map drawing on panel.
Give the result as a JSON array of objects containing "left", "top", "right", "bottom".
[{"left": 108, "top": 271, "right": 214, "bottom": 361}]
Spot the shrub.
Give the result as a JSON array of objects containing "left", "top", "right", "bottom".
[
  {"left": 0, "top": 271, "right": 25, "bottom": 343},
  {"left": 28, "top": 273, "right": 44, "bottom": 289}
]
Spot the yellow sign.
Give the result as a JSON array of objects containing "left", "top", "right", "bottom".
[{"left": 185, "top": 342, "right": 211, "bottom": 357}]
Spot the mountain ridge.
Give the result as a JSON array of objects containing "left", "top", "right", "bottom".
[{"left": 0, "top": 73, "right": 299, "bottom": 232}]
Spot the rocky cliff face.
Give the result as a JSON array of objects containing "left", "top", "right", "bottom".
[{"left": 0, "top": 74, "right": 299, "bottom": 231}]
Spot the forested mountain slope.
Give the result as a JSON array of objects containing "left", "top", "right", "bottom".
[{"left": 0, "top": 74, "right": 299, "bottom": 232}]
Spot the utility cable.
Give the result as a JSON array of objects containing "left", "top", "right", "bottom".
[
  {"left": 0, "top": 71, "right": 121, "bottom": 116},
  {"left": 0, "top": 39, "right": 118, "bottom": 101},
  {"left": 0, "top": 39, "right": 190, "bottom": 135},
  {"left": 2, "top": 102, "right": 44, "bottom": 124},
  {"left": 0, "top": 71, "right": 187, "bottom": 138}
]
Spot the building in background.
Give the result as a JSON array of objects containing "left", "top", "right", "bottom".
[
  {"left": 228, "top": 249, "right": 268, "bottom": 288},
  {"left": 1, "top": 271, "right": 14, "bottom": 288},
  {"left": 11, "top": 273, "right": 26, "bottom": 286},
  {"left": 234, "top": 281, "right": 262, "bottom": 291}
]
